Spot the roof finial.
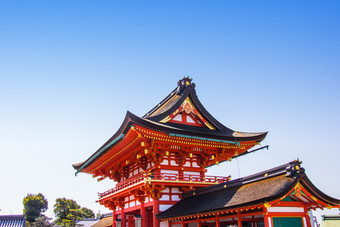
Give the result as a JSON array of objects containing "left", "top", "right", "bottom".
[
  {"left": 176, "top": 77, "right": 195, "bottom": 94},
  {"left": 178, "top": 77, "right": 194, "bottom": 86}
]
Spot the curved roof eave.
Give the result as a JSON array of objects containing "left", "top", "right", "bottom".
[
  {"left": 74, "top": 111, "right": 268, "bottom": 173},
  {"left": 73, "top": 111, "right": 136, "bottom": 173},
  {"left": 300, "top": 173, "right": 340, "bottom": 206}
]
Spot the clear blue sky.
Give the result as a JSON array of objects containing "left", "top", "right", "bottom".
[{"left": 0, "top": 0, "right": 339, "bottom": 223}]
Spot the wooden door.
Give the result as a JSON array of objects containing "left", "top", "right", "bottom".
[{"left": 128, "top": 215, "right": 135, "bottom": 227}]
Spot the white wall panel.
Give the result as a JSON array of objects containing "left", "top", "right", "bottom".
[{"left": 267, "top": 207, "right": 304, "bottom": 213}]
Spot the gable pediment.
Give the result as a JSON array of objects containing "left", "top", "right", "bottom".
[{"left": 159, "top": 97, "right": 215, "bottom": 130}]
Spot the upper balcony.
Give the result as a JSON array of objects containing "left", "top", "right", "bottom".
[{"left": 98, "top": 172, "right": 230, "bottom": 199}]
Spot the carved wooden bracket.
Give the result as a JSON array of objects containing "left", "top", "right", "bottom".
[
  {"left": 123, "top": 165, "right": 129, "bottom": 179},
  {"left": 113, "top": 171, "right": 121, "bottom": 183},
  {"left": 175, "top": 151, "right": 187, "bottom": 166},
  {"left": 114, "top": 197, "right": 125, "bottom": 209},
  {"left": 145, "top": 185, "right": 165, "bottom": 200},
  {"left": 130, "top": 189, "right": 146, "bottom": 203},
  {"left": 196, "top": 154, "right": 209, "bottom": 167},
  {"left": 151, "top": 149, "right": 164, "bottom": 165},
  {"left": 136, "top": 156, "right": 148, "bottom": 170},
  {"left": 108, "top": 200, "right": 116, "bottom": 210}
]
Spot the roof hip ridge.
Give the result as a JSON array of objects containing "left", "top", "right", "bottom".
[{"left": 184, "top": 160, "right": 303, "bottom": 198}]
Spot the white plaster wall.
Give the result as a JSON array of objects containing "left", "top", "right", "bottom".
[
  {"left": 160, "top": 170, "right": 178, "bottom": 174},
  {"left": 192, "top": 162, "right": 200, "bottom": 168},
  {"left": 172, "top": 187, "right": 180, "bottom": 193},
  {"left": 161, "top": 160, "right": 169, "bottom": 165},
  {"left": 160, "top": 195, "right": 170, "bottom": 201},
  {"left": 171, "top": 195, "right": 180, "bottom": 201},
  {"left": 267, "top": 206, "right": 304, "bottom": 213},
  {"left": 183, "top": 161, "right": 191, "bottom": 167},
  {"left": 160, "top": 221, "right": 169, "bottom": 227},
  {"left": 183, "top": 171, "right": 200, "bottom": 175}
]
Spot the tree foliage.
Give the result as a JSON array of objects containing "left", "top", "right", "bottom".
[
  {"left": 53, "top": 198, "right": 95, "bottom": 227},
  {"left": 23, "top": 193, "right": 48, "bottom": 223},
  {"left": 80, "top": 207, "right": 95, "bottom": 219}
]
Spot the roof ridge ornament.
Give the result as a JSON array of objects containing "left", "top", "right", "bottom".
[
  {"left": 176, "top": 77, "right": 195, "bottom": 94},
  {"left": 285, "top": 160, "right": 304, "bottom": 178}
]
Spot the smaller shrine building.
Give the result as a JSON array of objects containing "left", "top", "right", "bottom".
[{"left": 157, "top": 160, "right": 340, "bottom": 227}]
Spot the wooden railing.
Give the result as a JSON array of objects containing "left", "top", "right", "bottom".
[{"left": 98, "top": 172, "right": 229, "bottom": 199}]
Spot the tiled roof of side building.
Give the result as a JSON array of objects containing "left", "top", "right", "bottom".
[
  {"left": 75, "top": 218, "right": 100, "bottom": 227},
  {"left": 157, "top": 160, "right": 340, "bottom": 219},
  {"left": 0, "top": 215, "right": 26, "bottom": 227},
  {"left": 90, "top": 217, "right": 112, "bottom": 227}
]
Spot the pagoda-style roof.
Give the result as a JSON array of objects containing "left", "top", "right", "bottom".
[
  {"left": 143, "top": 77, "right": 266, "bottom": 137},
  {"left": 157, "top": 160, "right": 340, "bottom": 220},
  {"left": 73, "top": 78, "right": 267, "bottom": 174}
]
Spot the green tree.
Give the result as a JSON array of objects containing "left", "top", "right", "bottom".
[
  {"left": 53, "top": 198, "right": 95, "bottom": 227},
  {"left": 23, "top": 193, "right": 48, "bottom": 223},
  {"left": 80, "top": 207, "right": 95, "bottom": 219}
]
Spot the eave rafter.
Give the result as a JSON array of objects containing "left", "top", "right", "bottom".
[
  {"left": 85, "top": 124, "right": 262, "bottom": 183},
  {"left": 87, "top": 126, "right": 147, "bottom": 179},
  {"left": 162, "top": 206, "right": 264, "bottom": 222},
  {"left": 135, "top": 125, "right": 259, "bottom": 155}
]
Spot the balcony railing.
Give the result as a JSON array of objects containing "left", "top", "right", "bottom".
[{"left": 98, "top": 172, "right": 230, "bottom": 199}]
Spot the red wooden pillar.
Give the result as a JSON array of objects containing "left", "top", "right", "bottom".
[
  {"left": 141, "top": 202, "right": 147, "bottom": 227},
  {"left": 197, "top": 217, "right": 201, "bottom": 227},
  {"left": 264, "top": 216, "right": 271, "bottom": 227},
  {"left": 179, "top": 169, "right": 184, "bottom": 180},
  {"left": 153, "top": 199, "right": 160, "bottom": 227},
  {"left": 237, "top": 211, "right": 242, "bottom": 227},
  {"left": 263, "top": 208, "right": 271, "bottom": 227},
  {"left": 121, "top": 207, "right": 126, "bottom": 227},
  {"left": 200, "top": 171, "right": 204, "bottom": 182},
  {"left": 304, "top": 207, "right": 312, "bottom": 227},
  {"left": 216, "top": 214, "right": 220, "bottom": 227},
  {"left": 112, "top": 210, "right": 116, "bottom": 227}
]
